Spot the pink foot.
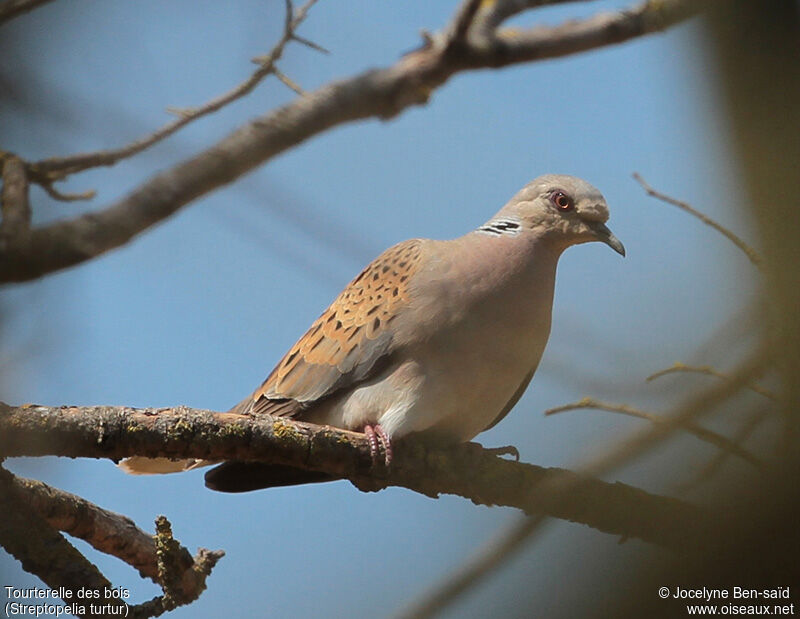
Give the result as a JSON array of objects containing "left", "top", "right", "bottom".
[{"left": 363, "top": 424, "right": 392, "bottom": 468}]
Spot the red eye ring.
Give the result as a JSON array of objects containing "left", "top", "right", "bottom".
[{"left": 551, "top": 191, "right": 573, "bottom": 211}]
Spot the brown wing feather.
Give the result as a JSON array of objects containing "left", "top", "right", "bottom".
[{"left": 238, "top": 239, "right": 424, "bottom": 417}]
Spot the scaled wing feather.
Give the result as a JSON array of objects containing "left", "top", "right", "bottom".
[{"left": 243, "top": 239, "right": 424, "bottom": 417}]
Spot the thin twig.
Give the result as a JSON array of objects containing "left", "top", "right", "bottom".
[
  {"left": 633, "top": 172, "right": 763, "bottom": 268},
  {"left": 546, "top": 397, "right": 762, "bottom": 467},
  {"left": 474, "top": 0, "right": 595, "bottom": 36},
  {"left": 128, "top": 516, "right": 224, "bottom": 619},
  {"left": 292, "top": 33, "right": 329, "bottom": 54},
  {"left": 583, "top": 348, "right": 770, "bottom": 476},
  {"left": 409, "top": 348, "right": 770, "bottom": 617},
  {"left": 676, "top": 408, "right": 771, "bottom": 493},
  {"left": 274, "top": 67, "right": 305, "bottom": 95},
  {"left": 647, "top": 362, "right": 777, "bottom": 400},
  {"left": 154, "top": 516, "right": 188, "bottom": 611},
  {"left": 396, "top": 515, "right": 548, "bottom": 619},
  {"left": 39, "top": 179, "right": 97, "bottom": 202},
  {"left": 28, "top": 0, "right": 319, "bottom": 183}
]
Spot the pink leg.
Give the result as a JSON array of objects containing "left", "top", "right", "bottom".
[
  {"left": 374, "top": 425, "right": 393, "bottom": 467},
  {"left": 363, "top": 424, "right": 393, "bottom": 469},
  {"left": 364, "top": 425, "right": 379, "bottom": 465}
]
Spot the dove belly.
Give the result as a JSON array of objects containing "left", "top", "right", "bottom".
[
  {"left": 405, "top": 320, "right": 550, "bottom": 441},
  {"left": 303, "top": 319, "right": 549, "bottom": 443}
]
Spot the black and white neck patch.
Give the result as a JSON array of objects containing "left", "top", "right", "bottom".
[{"left": 477, "top": 218, "right": 521, "bottom": 236}]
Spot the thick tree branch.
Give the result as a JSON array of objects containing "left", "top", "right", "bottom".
[
  {"left": 8, "top": 474, "right": 224, "bottom": 601},
  {"left": 0, "top": 0, "right": 707, "bottom": 283},
  {"left": 0, "top": 402, "right": 713, "bottom": 551},
  {"left": 1, "top": 153, "right": 31, "bottom": 242},
  {"left": 704, "top": 0, "right": 800, "bottom": 446},
  {"left": 395, "top": 347, "right": 772, "bottom": 617},
  {"left": 0, "top": 466, "right": 129, "bottom": 619}
]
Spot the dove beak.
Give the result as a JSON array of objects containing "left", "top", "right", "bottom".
[{"left": 589, "top": 222, "right": 626, "bottom": 257}]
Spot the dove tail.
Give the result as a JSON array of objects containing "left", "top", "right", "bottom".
[
  {"left": 118, "top": 457, "right": 217, "bottom": 475},
  {"left": 119, "top": 396, "right": 253, "bottom": 476},
  {"left": 204, "top": 461, "right": 336, "bottom": 492}
]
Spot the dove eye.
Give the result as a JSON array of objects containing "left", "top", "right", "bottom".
[{"left": 551, "top": 191, "right": 574, "bottom": 211}]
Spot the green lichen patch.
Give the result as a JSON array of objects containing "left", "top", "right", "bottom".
[{"left": 272, "top": 419, "right": 303, "bottom": 442}]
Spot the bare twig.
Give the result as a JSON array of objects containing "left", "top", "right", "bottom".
[
  {"left": 0, "top": 0, "right": 55, "bottom": 25},
  {"left": 646, "top": 362, "right": 777, "bottom": 400},
  {"left": 472, "top": 0, "right": 597, "bottom": 37},
  {"left": 274, "top": 67, "right": 304, "bottom": 95},
  {"left": 486, "top": 0, "right": 704, "bottom": 64},
  {"left": 676, "top": 408, "right": 771, "bottom": 493},
  {"left": 0, "top": 402, "right": 712, "bottom": 550},
  {"left": 127, "top": 517, "right": 222, "bottom": 619},
  {"left": 39, "top": 179, "right": 97, "bottom": 202},
  {"left": 633, "top": 172, "right": 763, "bottom": 268},
  {"left": 10, "top": 474, "right": 224, "bottom": 599},
  {"left": 2, "top": 0, "right": 704, "bottom": 283},
  {"left": 546, "top": 397, "right": 762, "bottom": 467},
  {"left": 396, "top": 515, "right": 548, "bottom": 619},
  {"left": 28, "top": 0, "right": 319, "bottom": 182},
  {"left": 409, "top": 348, "right": 770, "bottom": 617},
  {"left": 583, "top": 348, "right": 770, "bottom": 476},
  {"left": 291, "top": 33, "right": 329, "bottom": 54},
  {"left": 154, "top": 516, "right": 184, "bottom": 609},
  {"left": 127, "top": 516, "right": 223, "bottom": 619}
]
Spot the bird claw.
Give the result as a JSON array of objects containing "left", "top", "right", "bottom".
[
  {"left": 484, "top": 445, "right": 520, "bottom": 461},
  {"left": 363, "top": 424, "right": 393, "bottom": 469}
]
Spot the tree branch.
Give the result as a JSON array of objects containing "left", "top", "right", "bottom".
[
  {"left": 396, "top": 514, "right": 549, "bottom": 619},
  {"left": 646, "top": 361, "right": 777, "bottom": 400},
  {"left": 546, "top": 396, "right": 762, "bottom": 467},
  {"left": 8, "top": 473, "right": 224, "bottom": 601},
  {"left": 580, "top": 347, "right": 770, "bottom": 477},
  {"left": 27, "top": 0, "right": 318, "bottom": 183},
  {"left": 633, "top": 172, "right": 763, "bottom": 268},
  {"left": 1, "top": 153, "right": 31, "bottom": 241},
  {"left": 396, "top": 346, "right": 771, "bottom": 618},
  {"left": 676, "top": 407, "right": 770, "bottom": 493},
  {"left": 0, "top": 402, "right": 714, "bottom": 551},
  {"left": 0, "top": 466, "right": 129, "bottom": 619},
  {"left": 0, "top": 0, "right": 708, "bottom": 283},
  {"left": 125, "top": 515, "right": 222, "bottom": 618}
]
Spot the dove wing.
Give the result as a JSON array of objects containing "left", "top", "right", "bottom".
[{"left": 234, "top": 239, "right": 425, "bottom": 418}]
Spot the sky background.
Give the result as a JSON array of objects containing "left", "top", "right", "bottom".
[{"left": 1, "top": 1, "right": 766, "bottom": 617}]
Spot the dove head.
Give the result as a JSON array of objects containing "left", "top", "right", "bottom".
[{"left": 490, "top": 174, "right": 625, "bottom": 256}]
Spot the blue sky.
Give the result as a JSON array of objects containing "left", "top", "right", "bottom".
[{"left": 1, "top": 1, "right": 764, "bottom": 617}]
